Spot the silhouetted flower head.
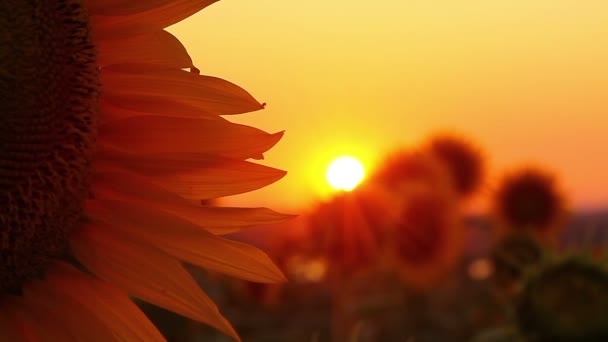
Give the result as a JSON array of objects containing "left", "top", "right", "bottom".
[
  {"left": 425, "top": 133, "right": 486, "bottom": 198},
  {"left": 368, "top": 149, "right": 453, "bottom": 196},
  {"left": 307, "top": 188, "right": 391, "bottom": 278},
  {"left": 492, "top": 167, "right": 567, "bottom": 238},
  {"left": 0, "top": 1, "right": 288, "bottom": 340},
  {"left": 517, "top": 257, "right": 608, "bottom": 341},
  {"left": 386, "top": 187, "right": 464, "bottom": 289}
]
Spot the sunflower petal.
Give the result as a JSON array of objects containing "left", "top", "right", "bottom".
[
  {"left": 101, "top": 96, "right": 229, "bottom": 120},
  {"left": 99, "top": 99, "right": 218, "bottom": 124},
  {"left": 92, "top": 0, "right": 218, "bottom": 39},
  {"left": 89, "top": 0, "right": 186, "bottom": 16},
  {"left": 148, "top": 165, "right": 285, "bottom": 200},
  {"left": 10, "top": 317, "right": 36, "bottom": 341},
  {"left": 96, "top": 149, "right": 286, "bottom": 199},
  {"left": 0, "top": 313, "right": 20, "bottom": 341},
  {"left": 101, "top": 64, "right": 264, "bottom": 115},
  {"left": 22, "top": 280, "right": 117, "bottom": 341},
  {"left": 23, "top": 280, "right": 115, "bottom": 341},
  {"left": 0, "top": 298, "right": 34, "bottom": 342},
  {"left": 98, "top": 115, "right": 283, "bottom": 160},
  {"left": 92, "top": 170, "right": 295, "bottom": 234},
  {"left": 87, "top": 199, "right": 287, "bottom": 283},
  {"left": 98, "top": 30, "right": 193, "bottom": 68},
  {"left": 99, "top": 99, "right": 145, "bottom": 123},
  {"left": 71, "top": 223, "right": 240, "bottom": 341},
  {"left": 37, "top": 262, "right": 166, "bottom": 342},
  {"left": 7, "top": 296, "right": 75, "bottom": 342}
]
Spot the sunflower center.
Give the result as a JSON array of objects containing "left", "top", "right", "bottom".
[{"left": 0, "top": 1, "right": 98, "bottom": 293}]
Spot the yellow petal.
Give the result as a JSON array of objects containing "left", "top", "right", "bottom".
[
  {"left": 71, "top": 223, "right": 240, "bottom": 341},
  {"left": 98, "top": 115, "right": 283, "bottom": 160},
  {"left": 34, "top": 262, "right": 166, "bottom": 342},
  {"left": 98, "top": 30, "right": 193, "bottom": 68},
  {"left": 101, "top": 64, "right": 264, "bottom": 115},
  {"left": 87, "top": 199, "right": 287, "bottom": 283},
  {"left": 92, "top": 0, "right": 218, "bottom": 39},
  {"left": 92, "top": 170, "right": 295, "bottom": 234}
]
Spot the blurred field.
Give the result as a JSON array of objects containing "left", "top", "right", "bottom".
[{"left": 140, "top": 135, "right": 608, "bottom": 342}]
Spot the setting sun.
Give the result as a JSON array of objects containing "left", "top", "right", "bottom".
[{"left": 326, "top": 156, "right": 365, "bottom": 191}]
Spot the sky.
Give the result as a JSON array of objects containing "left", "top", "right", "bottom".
[{"left": 168, "top": 0, "right": 608, "bottom": 213}]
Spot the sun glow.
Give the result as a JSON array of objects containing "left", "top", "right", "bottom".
[{"left": 326, "top": 156, "right": 365, "bottom": 191}]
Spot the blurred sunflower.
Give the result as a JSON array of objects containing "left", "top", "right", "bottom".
[
  {"left": 369, "top": 149, "right": 452, "bottom": 195},
  {"left": 307, "top": 190, "right": 386, "bottom": 279},
  {"left": 386, "top": 186, "right": 464, "bottom": 289},
  {"left": 492, "top": 167, "right": 567, "bottom": 240},
  {"left": 312, "top": 179, "right": 425, "bottom": 279},
  {"left": 312, "top": 150, "right": 462, "bottom": 285},
  {"left": 424, "top": 133, "right": 486, "bottom": 198},
  {"left": 0, "top": 1, "right": 291, "bottom": 340}
]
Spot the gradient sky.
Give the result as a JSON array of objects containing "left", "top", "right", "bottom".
[{"left": 169, "top": 0, "right": 608, "bottom": 212}]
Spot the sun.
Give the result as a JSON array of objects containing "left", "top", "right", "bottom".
[{"left": 326, "top": 156, "right": 365, "bottom": 191}]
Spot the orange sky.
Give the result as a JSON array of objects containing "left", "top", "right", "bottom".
[{"left": 169, "top": 0, "right": 608, "bottom": 212}]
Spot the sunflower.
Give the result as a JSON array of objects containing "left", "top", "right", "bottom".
[
  {"left": 424, "top": 132, "right": 486, "bottom": 198},
  {"left": 385, "top": 186, "right": 464, "bottom": 289},
  {"left": 1, "top": 1, "right": 291, "bottom": 340},
  {"left": 307, "top": 190, "right": 386, "bottom": 279},
  {"left": 492, "top": 166, "right": 567, "bottom": 240},
  {"left": 368, "top": 148, "right": 453, "bottom": 196}
]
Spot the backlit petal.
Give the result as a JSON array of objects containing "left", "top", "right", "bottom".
[
  {"left": 40, "top": 262, "right": 166, "bottom": 342},
  {"left": 6, "top": 296, "right": 75, "bottom": 342},
  {"left": 98, "top": 30, "right": 193, "bottom": 68},
  {"left": 92, "top": 0, "right": 218, "bottom": 39},
  {"left": 100, "top": 96, "right": 231, "bottom": 121},
  {"left": 22, "top": 281, "right": 117, "bottom": 341},
  {"left": 0, "top": 298, "right": 32, "bottom": 342},
  {"left": 71, "top": 223, "right": 239, "bottom": 341},
  {"left": 98, "top": 115, "right": 283, "bottom": 160},
  {"left": 92, "top": 170, "right": 295, "bottom": 234},
  {"left": 0, "top": 313, "right": 21, "bottom": 341},
  {"left": 89, "top": 0, "right": 186, "bottom": 16},
  {"left": 101, "top": 65, "right": 264, "bottom": 115},
  {"left": 99, "top": 99, "right": 220, "bottom": 124},
  {"left": 95, "top": 149, "right": 286, "bottom": 199},
  {"left": 87, "top": 200, "right": 287, "bottom": 283}
]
